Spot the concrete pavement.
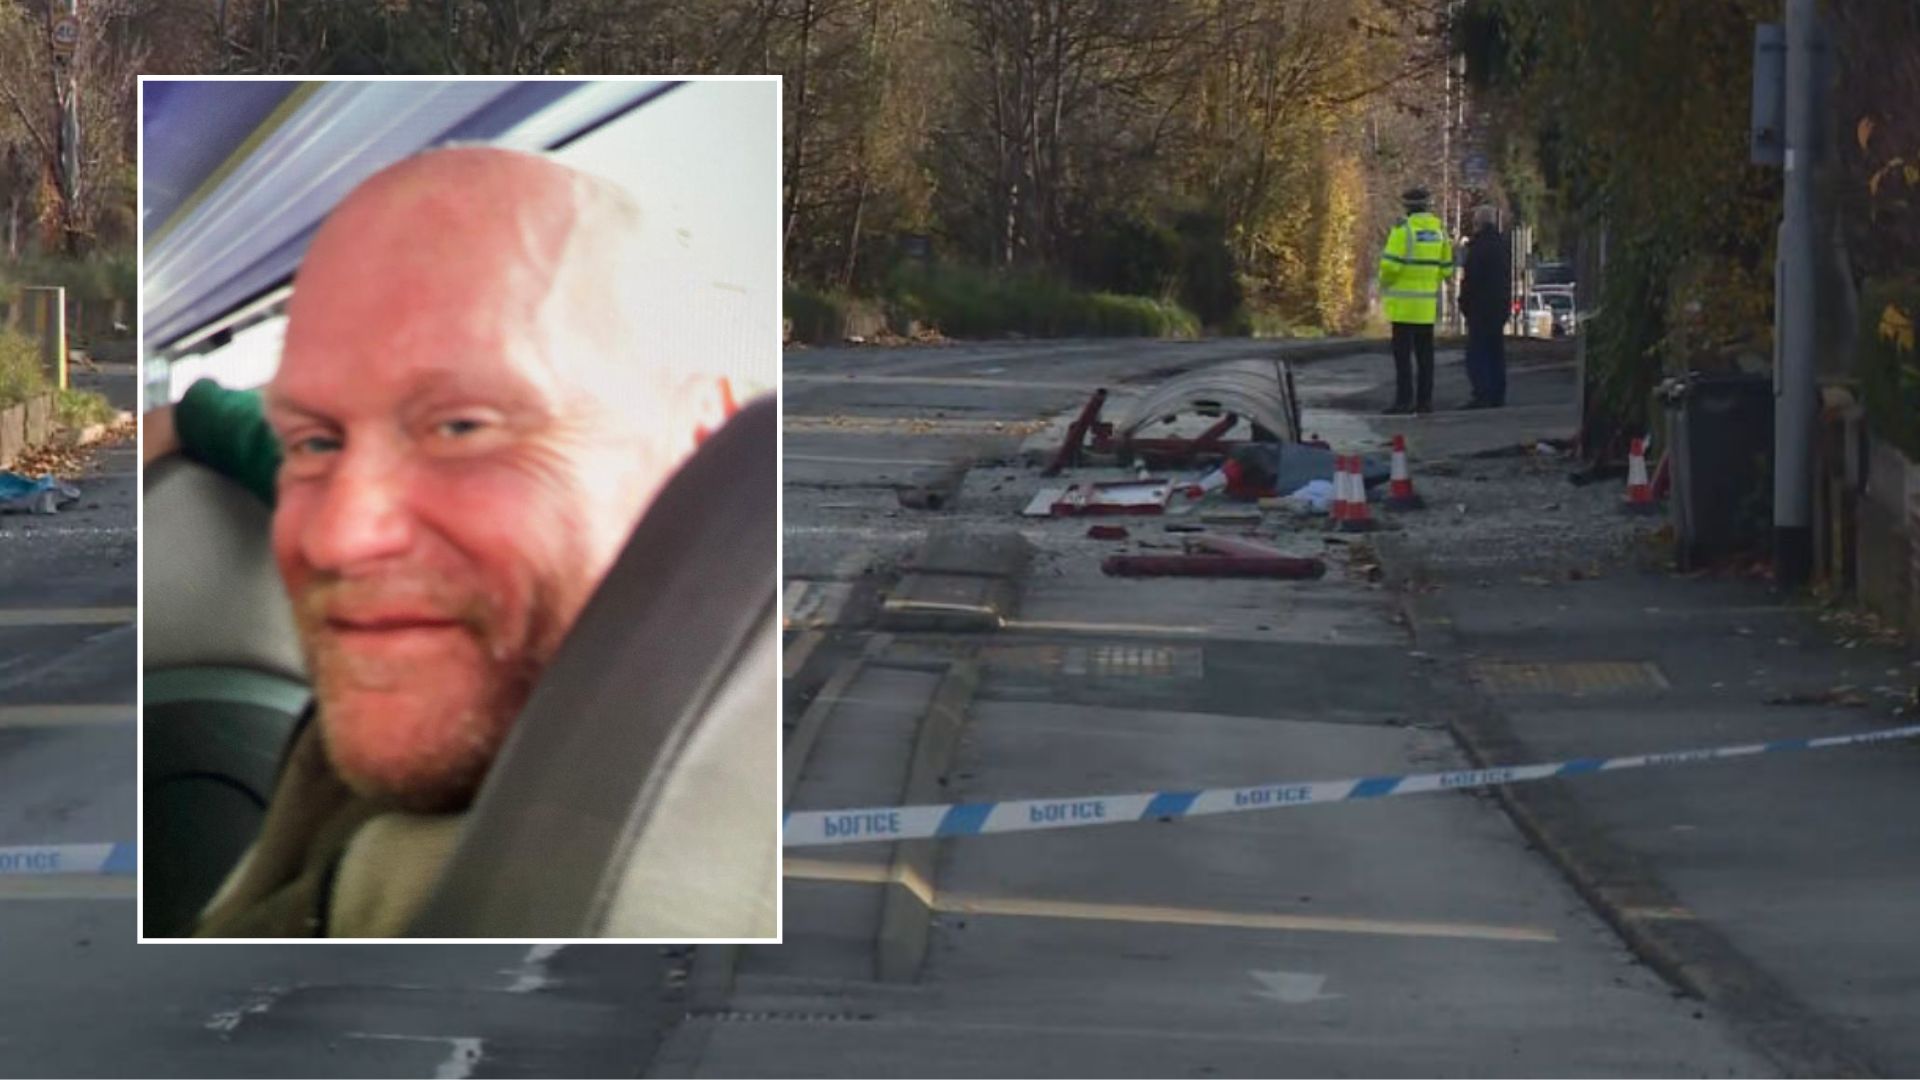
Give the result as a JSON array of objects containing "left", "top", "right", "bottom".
[
  {"left": 1318, "top": 340, "right": 1920, "bottom": 1074},
  {"left": 1370, "top": 372, "right": 1920, "bottom": 1074}
]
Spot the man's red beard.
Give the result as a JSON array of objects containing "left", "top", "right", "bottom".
[{"left": 292, "top": 574, "right": 549, "bottom": 814}]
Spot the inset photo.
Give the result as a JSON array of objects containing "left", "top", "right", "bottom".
[{"left": 139, "top": 77, "right": 780, "bottom": 940}]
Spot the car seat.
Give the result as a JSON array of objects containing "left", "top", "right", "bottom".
[
  {"left": 407, "top": 395, "right": 778, "bottom": 937},
  {"left": 141, "top": 457, "right": 310, "bottom": 937}
]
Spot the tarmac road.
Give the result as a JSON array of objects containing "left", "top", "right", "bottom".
[
  {"left": 1, "top": 338, "right": 1864, "bottom": 1077},
  {"left": 703, "top": 337, "right": 1773, "bottom": 1078}
]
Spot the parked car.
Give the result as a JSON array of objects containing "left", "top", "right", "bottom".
[
  {"left": 1538, "top": 289, "right": 1576, "bottom": 336},
  {"left": 1513, "top": 292, "right": 1556, "bottom": 338}
]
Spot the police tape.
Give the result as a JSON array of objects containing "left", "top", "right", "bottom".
[
  {"left": 782, "top": 722, "right": 1920, "bottom": 847},
  {"left": 0, "top": 843, "right": 135, "bottom": 876}
]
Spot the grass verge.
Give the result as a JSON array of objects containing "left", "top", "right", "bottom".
[
  {"left": 55, "top": 388, "right": 116, "bottom": 429},
  {"left": 0, "top": 329, "right": 49, "bottom": 410}
]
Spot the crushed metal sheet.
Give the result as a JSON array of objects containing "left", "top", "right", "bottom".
[{"left": 1110, "top": 358, "right": 1302, "bottom": 447}]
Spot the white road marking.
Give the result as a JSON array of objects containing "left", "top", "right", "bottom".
[
  {"left": 784, "top": 525, "right": 930, "bottom": 543},
  {"left": 1001, "top": 618, "right": 1216, "bottom": 637},
  {"left": 789, "top": 582, "right": 856, "bottom": 628},
  {"left": 786, "top": 453, "right": 955, "bottom": 468},
  {"left": 436, "top": 1037, "right": 485, "bottom": 1079},
  {"left": 0, "top": 607, "right": 134, "bottom": 627},
  {"left": 205, "top": 986, "right": 286, "bottom": 1033},
  {"left": 782, "top": 582, "right": 810, "bottom": 625},
  {"left": 0, "top": 704, "right": 131, "bottom": 728},
  {"left": 1248, "top": 970, "right": 1342, "bottom": 1004},
  {"left": 0, "top": 525, "right": 135, "bottom": 540},
  {"left": 505, "top": 943, "right": 566, "bottom": 993},
  {"left": 0, "top": 875, "right": 135, "bottom": 900},
  {"left": 347, "top": 1034, "right": 486, "bottom": 1079}
]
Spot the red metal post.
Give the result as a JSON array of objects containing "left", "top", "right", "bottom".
[{"left": 1043, "top": 388, "right": 1108, "bottom": 477}]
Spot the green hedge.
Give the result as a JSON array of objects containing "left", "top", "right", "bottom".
[
  {"left": 1856, "top": 276, "right": 1920, "bottom": 461},
  {"left": 784, "top": 284, "right": 848, "bottom": 345},
  {"left": 0, "top": 329, "right": 48, "bottom": 410},
  {"left": 55, "top": 387, "right": 116, "bottom": 428},
  {"left": 886, "top": 264, "right": 1198, "bottom": 340}
]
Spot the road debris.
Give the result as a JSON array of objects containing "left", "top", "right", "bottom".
[
  {"left": 1101, "top": 553, "right": 1327, "bottom": 579},
  {"left": 1764, "top": 687, "right": 1871, "bottom": 708}
]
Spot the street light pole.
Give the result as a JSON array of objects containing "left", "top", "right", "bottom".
[{"left": 1773, "top": 0, "right": 1818, "bottom": 586}]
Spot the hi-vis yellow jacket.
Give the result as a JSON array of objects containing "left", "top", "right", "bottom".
[{"left": 1378, "top": 212, "right": 1455, "bottom": 325}]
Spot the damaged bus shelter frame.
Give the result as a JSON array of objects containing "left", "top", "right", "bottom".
[{"left": 1044, "top": 359, "right": 1304, "bottom": 477}]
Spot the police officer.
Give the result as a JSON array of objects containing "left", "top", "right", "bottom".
[{"left": 1378, "top": 187, "right": 1454, "bottom": 415}]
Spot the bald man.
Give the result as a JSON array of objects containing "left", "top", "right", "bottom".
[{"left": 193, "top": 147, "right": 742, "bottom": 937}]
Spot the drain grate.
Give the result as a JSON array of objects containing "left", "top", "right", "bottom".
[
  {"left": 1066, "top": 644, "right": 1204, "bottom": 679},
  {"left": 978, "top": 644, "right": 1204, "bottom": 678},
  {"left": 1471, "top": 660, "right": 1670, "bottom": 695},
  {"left": 693, "top": 1009, "right": 876, "bottom": 1024}
]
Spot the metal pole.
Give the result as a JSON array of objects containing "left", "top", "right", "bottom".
[
  {"left": 1773, "top": 0, "right": 1817, "bottom": 585},
  {"left": 54, "top": 0, "right": 79, "bottom": 257},
  {"left": 1440, "top": 1, "right": 1456, "bottom": 335}
]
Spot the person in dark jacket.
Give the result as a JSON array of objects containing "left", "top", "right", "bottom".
[{"left": 1457, "top": 205, "right": 1512, "bottom": 408}]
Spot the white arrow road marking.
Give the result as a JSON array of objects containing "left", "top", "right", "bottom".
[
  {"left": 348, "top": 1034, "right": 484, "bottom": 1079},
  {"left": 504, "top": 943, "right": 566, "bottom": 992},
  {"left": 1247, "top": 970, "right": 1342, "bottom": 1005}
]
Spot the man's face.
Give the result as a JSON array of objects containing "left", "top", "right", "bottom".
[{"left": 267, "top": 152, "right": 665, "bottom": 812}]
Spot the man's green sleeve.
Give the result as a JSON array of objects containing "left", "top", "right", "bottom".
[{"left": 174, "top": 379, "right": 283, "bottom": 507}]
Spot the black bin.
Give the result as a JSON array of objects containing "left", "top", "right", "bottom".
[{"left": 1663, "top": 373, "right": 1775, "bottom": 571}]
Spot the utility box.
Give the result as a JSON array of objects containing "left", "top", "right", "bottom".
[{"left": 1662, "top": 373, "right": 1776, "bottom": 570}]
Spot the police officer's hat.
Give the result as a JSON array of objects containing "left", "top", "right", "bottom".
[{"left": 1400, "top": 186, "right": 1432, "bottom": 210}]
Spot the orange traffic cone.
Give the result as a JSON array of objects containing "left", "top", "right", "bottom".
[
  {"left": 1328, "top": 455, "right": 1351, "bottom": 526},
  {"left": 1387, "top": 435, "right": 1424, "bottom": 510},
  {"left": 1623, "top": 436, "right": 1659, "bottom": 515},
  {"left": 1341, "top": 455, "right": 1376, "bottom": 533}
]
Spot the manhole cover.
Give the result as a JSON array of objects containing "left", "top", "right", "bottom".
[{"left": 1470, "top": 660, "right": 1670, "bottom": 695}]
